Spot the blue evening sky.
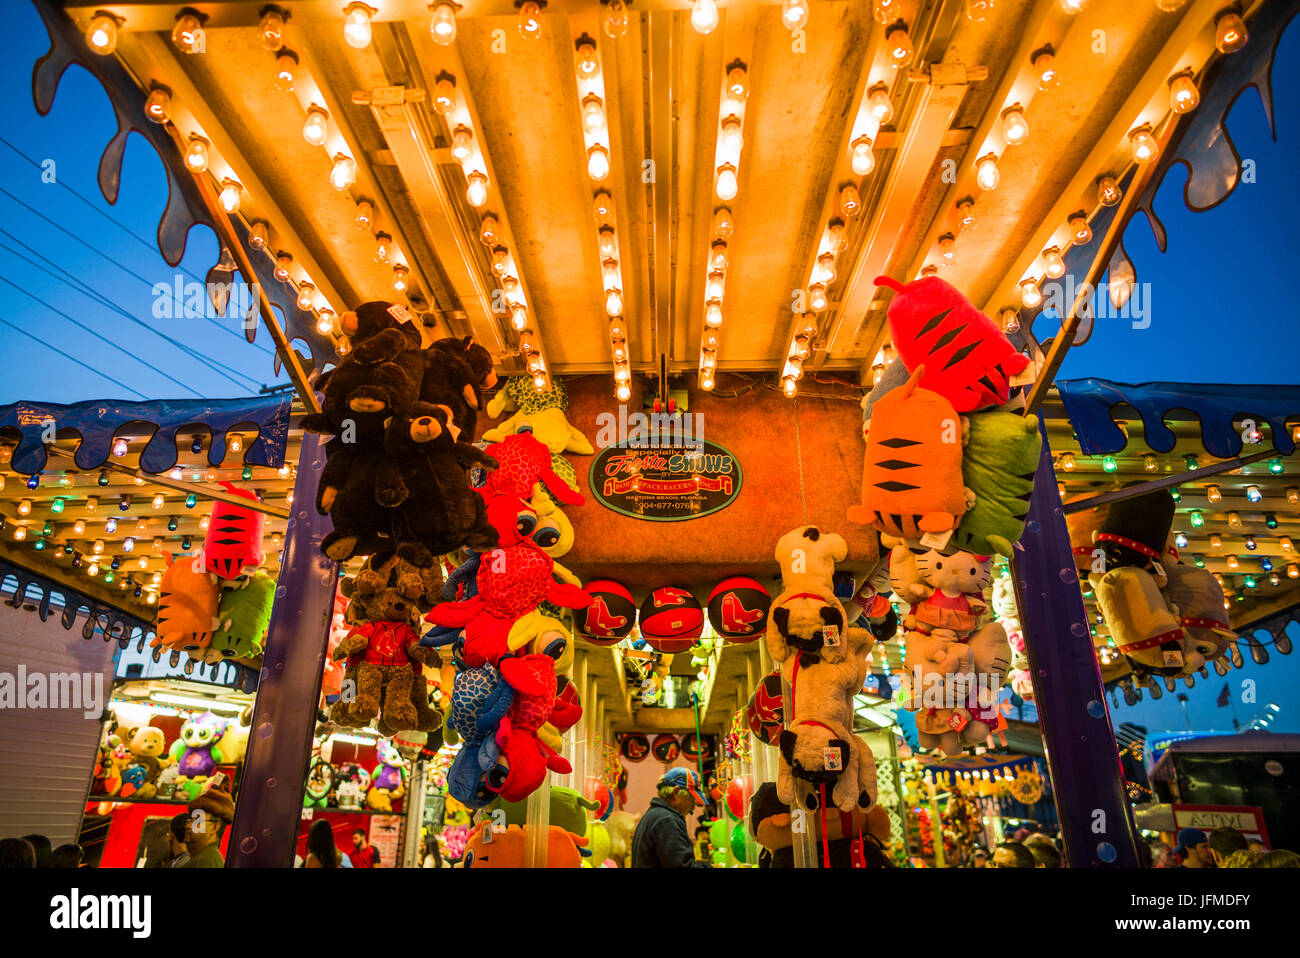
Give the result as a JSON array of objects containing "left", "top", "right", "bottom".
[{"left": 0, "top": 6, "right": 1297, "bottom": 742}]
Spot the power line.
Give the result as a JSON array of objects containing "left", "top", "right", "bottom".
[
  {"left": 0, "top": 316, "right": 147, "bottom": 400},
  {"left": 0, "top": 182, "right": 275, "bottom": 356},
  {"left": 0, "top": 271, "right": 200, "bottom": 396},
  {"left": 0, "top": 230, "right": 262, "bottom": 392}
]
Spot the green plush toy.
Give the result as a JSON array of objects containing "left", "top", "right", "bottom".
[
  {"left": 485, "top": 786, "right": 599, "bottom": 837},
  {"left": 200, "top": 571, "right": 276, "bottom": 664},
  {"left": 486, "top": 374, "right": 570, "bottom": 419},
  {"left": 953, "top": 411, "right": 1042, "bottom": 557}
]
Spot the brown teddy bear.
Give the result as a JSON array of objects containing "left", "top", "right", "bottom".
[{"left": 330, "top": 555, "right": 446, "bottom": 732}]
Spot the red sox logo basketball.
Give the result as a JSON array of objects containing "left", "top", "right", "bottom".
[
  {"left": 585, "top": 596, "right": 627, "bottom": 637},
  {"left": 653, "top": 587, "right": 692, "bottom": 629},
  {"left": 721, "top": 592, "right": 764, "bottom": 635}
]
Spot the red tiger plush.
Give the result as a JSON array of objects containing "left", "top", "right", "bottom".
[
  {"left": 202, "top": 482, "right": 265, "bottom": 580},
  {"left": 875, "top": 275, "right": 1029, "bottom": 413}
]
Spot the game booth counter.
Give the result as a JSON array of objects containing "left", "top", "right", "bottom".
[{"left": 0, "top": 0, "right": 1299, "bottom": 878}]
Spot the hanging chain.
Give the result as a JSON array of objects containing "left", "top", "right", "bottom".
[{"left": 793, "top": 395, "right": 808, "bottom": 525}]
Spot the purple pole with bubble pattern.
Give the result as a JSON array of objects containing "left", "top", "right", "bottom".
[
  {"left": 1010, "top": 416, "right": 1142, "bottom": 868},
  {"left": 226, "top": 433, "right": 337, "bottom": 867}
]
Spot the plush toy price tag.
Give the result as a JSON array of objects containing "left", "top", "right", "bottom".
[
  {"left": 481, "top": 823, "right": 495, "bottom": 844},
  {"left": 920, "top": 529, "right": 953, "bottom": 551},
  {"left": 948, "top": 711, "right": 970, "bottom": 731},
  {"left": 823, "top": 624, "right": 841, "bottom": 648},
  {"left": 1163, "top": 649, "right": 1184, "bottom": 667},
  {"left": 823, "top": 748, "right": 843, "bottom": 772},
  {"left": 387, "top": 302, "right": 438, "bottom": 349}
]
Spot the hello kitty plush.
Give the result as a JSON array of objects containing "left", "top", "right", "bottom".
[{"left": 906, "top": 546, "right": 992, "bottom": 638}]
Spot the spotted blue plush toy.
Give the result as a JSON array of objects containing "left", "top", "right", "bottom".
[{"left": 446, "top": 662, "right": 514, "bottom": 808}]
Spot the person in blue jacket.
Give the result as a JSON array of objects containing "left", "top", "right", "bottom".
[{"left": 631, "top": 768, "right": 712, "bottom": 868}]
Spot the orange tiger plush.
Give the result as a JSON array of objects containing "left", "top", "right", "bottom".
[
  {"left": 152, "top": 555, "right": 221, "bottom": 652},
  {"left": 847, "top": 365, "right": 969, "bottom": 540}
]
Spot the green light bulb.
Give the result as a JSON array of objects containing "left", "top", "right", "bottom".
[
  {"left": 51, "top": 497, "right": 65, "bottom": 514},
  {"left": 185, "top": 493, "right": 198, "bottom": 509},
  {"left": 1269, "top": 458, "right": 1284, "bottom": 475},
  {"left": 1189, "top": 510, "right": 1204, "bottom": 528},
  {"left": 1102, "top": 455, "right": 1118, "bottom": 473}
]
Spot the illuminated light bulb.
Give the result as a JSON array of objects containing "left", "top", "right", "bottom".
[
  {"left": 1206, "top": 484, "right": 1222, "bottom": 503},
  {"left": 575, "top": 40, "right": 601, "bottom": 80},
  {"left": 715, "top": 164, "right": 739, "bottom": 201},
  {"left": 172, "top": 12, "right": 205, "bottom": 54},
  {"left": 1266, "top": 513, "right": 1279, "bottom": 530},
  {"left": 706, "top": 271, "right": 726, "bottom": 301},
  {"left": 1097, "top": 175, "right": 1122, "bottom": 207},
  {"left": 1129, "top": 126, "right": 1159, "bottom": 164},
  {"left": 1291, "top": 564, "right": 1300, "bottom": 579},
  {"left": 698, "top": 371, "right": 715, "bottom": 392},
  {"left": 1169, "top": 71, "right": 1199, "bottom": 114},
  {"left": 782, "top": 0, "right": 810, "bottom": 30},
  {"left": 1185, "top": 454, "right": 1200, "bottom": 471},
  {"left": 727, "top": 67, "right": 749, "bottom": 104},
  {"left": 701, "top": 350, "right": 718, "bottom": 371},
  {"left": 491, "top": 247, "right": 511, "bottom": 276},
  {"left": 478, "top": 215, "right": 501, "bottom": 247},
  {"left": 1189, "top": 509, "right": 1204, "bottom": 528},
  {"left": 249, "top": 221, "right": 269, "bottom": 250},
  {"left": 1226, "top": 554, "right": 1239, "bottom": 569},
  {"left": 1033, "top": 48, "right": 1059, "bottom": 89},
  {"left": 839, "top": 184, "right": 862, "bottom": 218},
  {"left": 713, "top": 207, "right": 734, "bottom": 241},
  {"left": 501, "top": 276, "right": 520, "bottom": 298},
  {"left": 122, "top": 537, "right": 135, "bottom": 554},
  {"left": 702, "top": 328, "right": 721, "bottom": 351},
  {"left": 720, "top": 117, "right": 744, "bottom": 158},
  {"left": 1102, "top": 455, "right": 1118, "bottom": 473},
  {"left": 433, "top": 77, "right": 457, "bottom": 116},
  {"left": 1001, "top": 308, "right": 1020, "bottom": 333},
  {"left": 601, "top": 258, "right": 621, "bottom": 290},
  {"left": 1143, "top": 453, "right": 1158, "bottom": 473},
  {"left": 296, "top": 283, "right": 316, "bottom": 311},
  {"left": 15, "top": 497, "right": 33, "bottom": 517},
  {"left": 783, "top": 358, "right": 804, "bottom": 380},
  {"left": 1194, "top": 554, "right": 1206, "bottom": 568},
  {"left": 343, "top": 3, "right": 374, "bottom": 49},
  {"left": 317, "top": 309, "right": 336, "bottom": 336},
  {"left": 85, "top": 496, "right": 98, "bottom": 514},
  {"left": 691, "top": 0, "right": 720, "bottom": 35},
  {"left": 74, "top": 519, "right": 87, "bottom": 536},
  {"left": 392, "top": 265, "right": 409, "bottom": 292},
  {"left": 12, "top": 526, "right": 26, "bottom": 542},
  {"left": 1209, "top": 534, "right": 1223, "bottom": 549},
  {"left": 303, "top": 106, "right": 329, "bottom": 146},
  {"left": 373, "top": 233, "right": 393, "bottom": 265},
  {"left": 1227, "top": 510, "right": 1242, "bottom": 528},
  {"left": 274, "top": 253, "right": 293, "bottom": 281},
  {"left": 184, "top": 136, "right": 209, "bottom": 173},
  {"left": 975, "top": 154, "right": 1000, "bottom": 191},
  {"left": 450, "top": 125, "right": 475, "bottom": 164},
  {"left": 605, "top": 289, "right": 623, "bottom": 316},
  {"left": 875, "top": 365, "right": 888, "bottom": 387},
  {"left": 517, "top": 0, "right": 544, "bottom": 39},
  {"left": 1268, "top": 457, "right": 1284, "bottom": 475},
  {"left": 598, "top": 227, "right": 619, "bottom": 260},
  {"left": 1001, "top": 105, "right": 1029, "bottom": 145},
  {"left": 330, "top": 154, "right": 358, "bottom": 191},
  {"left": 1245, "top": 535, "right": 1257, "bottom": 551},
  {"left": 782, "top": 377, "right": 798, "bottom": 398},
  {"left": 1059, "top": 0, "right": 1087, "bottom": 12},
  {"left": 1270, "top": 573, "right": 1281, "bottom": 586},
  {"left": 850, "top": 136, "right": 875, "bottom": 176},
  {"left": 151, "top": 493, "right": 165, "bottom": 510},
  {"left": 1020, "top": 278, "right": 1041, "bottom": 309},
  {"left": 937, "top": 234, "right": 957, "bottom": 265},
  {"left": 466, "top": 172, "right": 489, "bottom": 207},
  {"left": 274, "top": 52, "right": 298, "bottom": 93},
  {"left": 614, "top": 365, "right": 631, "bottom": 384},
  {"left": 1215, "top": 10, "right": 1248, "bottom": 54},
  {"left": 612, "top": 342, "right": 627, "bottom": 362},
  {"left": 1174, "top": 532, "right": 1188, "bottom": 549},
  {"left": 957, "top": 199, "right": 976, "bottom": 232},
  {"left": 92, "top": 538, "right": 105, "bottom": 555},
  {"left": 614, "top": 382, "right": 632, "bottom": 402},
  {"left": 602, "top": 0, "right": 630, "bottom": 38},
  {"left": 808, "top": 284, "right": 828, "bottom": 312},
  {"left": 144, "top": 87, "right": 171, "bottom": 124},
  {"left": 218, "top": 179, "right": 243, "bottom": 214},
  {"left": 510, "top": 307, "right": 528, "bottom": 332},
  {"left": 1244, "top": 573, "right": 1257, "bottom": 589},
  {"left": 582, "top": 96, "right": 607, "bottom": 137},
  {"left": 815, "top": 252, "right": 837, "bottom": 284},
  {"left": 704, "top": 300, "right": 724, "bottom": 328},
  {"left": 705, "top": 241, "right": 730, "bottom": 273},
  {"left": 872, "top": 0, "right": 897, "bottom": 23},
  {"left": 1069, "top": 213, "right": 1093, "bottom": 245},
  {"left": 967, "top": 0, "right": 994, "bottom": 21},
  {"left": 87, "top": 13, "right": 120, "bottom": 55},
  {"left": 886, "top": 25, "right": 913, "bottom": 67},
  {"left": 593, "top": 191, "right": 615, "bottom": 224},
  {"left": 430, "top": 2, "right": 458, "bottom": 45},
  {"left": 259, "top": 8, "right": 286, "bottom": 50},
  {"left": 1043, "top": 247, "right": 1065, "bottom": 279}
]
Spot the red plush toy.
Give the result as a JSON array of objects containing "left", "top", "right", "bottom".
[
  {"left": 479, "top": 432, "right": 585, "bottom": 506},
  {"left": 202, "top": 482, "right": 265, "bottom": 580},
  {"left": 874, "top": 275, "right": 1028, "bottom": 413},
  {"left": 490, "top": 653, "right": 580, "bottom": 802},
  {"left": 425, "top": 495, "right": 592, "bottom": 688}
]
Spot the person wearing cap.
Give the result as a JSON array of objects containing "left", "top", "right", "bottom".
[
  {"left": 180, "top": 783, "right": 236, "bottom": 868},
  {"left": 1175, "top": 827, "right": 1214, "bottom": 868},
  {"left": 631, "top": 768, "right": 712, "bottom": 868}
]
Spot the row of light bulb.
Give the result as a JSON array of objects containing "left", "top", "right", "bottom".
[
  {"left": 713, "top": 66, "right": 749, "bottom": 202},
  {"left": 781, "top": 316, "right": 818, "bottom": 399},
  {"left": 697, "top": 210, "right": 735, "bottom": 392},
  {"left": 478, "top": 214, "right": 548, "bottom": 392}
]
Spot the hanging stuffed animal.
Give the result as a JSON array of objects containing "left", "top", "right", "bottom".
[
  {"left": 463, "top": 822, "right": 588, "bottom": 868},
  {"left": 952, "top": 411, "right": 1042, "bottom": 557},
  {"left": 367, "top": 739, "right": 408, "bottom": 812},
  {"left": 152, "top": 555, "right": 220, "bottom": 652},
  {"left": 765, "top": 526, "right": 878, "bottom": 813},
  {"left": 423, "top": 335, "right": 498, "bottom": 438},
  {"left": 200, "top": 570, "right": 275, "bottom": 664},
  {"left": 331, "top": 587, "right": 438, "bottom": 732},
  {"left": 201, "top": 482, "right": 266, "bottom": 581},
  {"left": 1162, "top": 564, "right": 1236, "bottom": 673},
  {"left": 873, "top": 275, "right": 1029, "bottom": 413},
  {"left": 120, "top": 726, "right": 170, "bottom": 800},
  {"left": 483, "top": 373, "right": 593, "bottom": 500},
  {"left": 489, "top": 652, "right": 581, "bottom": 803},
  {"left": 446, "top": 663, "right": 514, "bottom": 808},
  {"left": 1089, "top": 488, "right": 1183, "bottom": 681},
  {"left": 478, "top": 431, "right": 585, "bottom": 507},
  {"left": 847, "top": 365, "right": 972, "bottom": 540},
  {"left": 379, "top": 401, "right": 499, "bottom": 566}
]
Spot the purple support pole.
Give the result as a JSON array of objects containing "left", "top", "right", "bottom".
[
  {"left": 1010, "top": 416, "right": 1142, "bottom": 868},
  {"left": 226, "top": 433, "right": 337, "bottom": 867}
]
